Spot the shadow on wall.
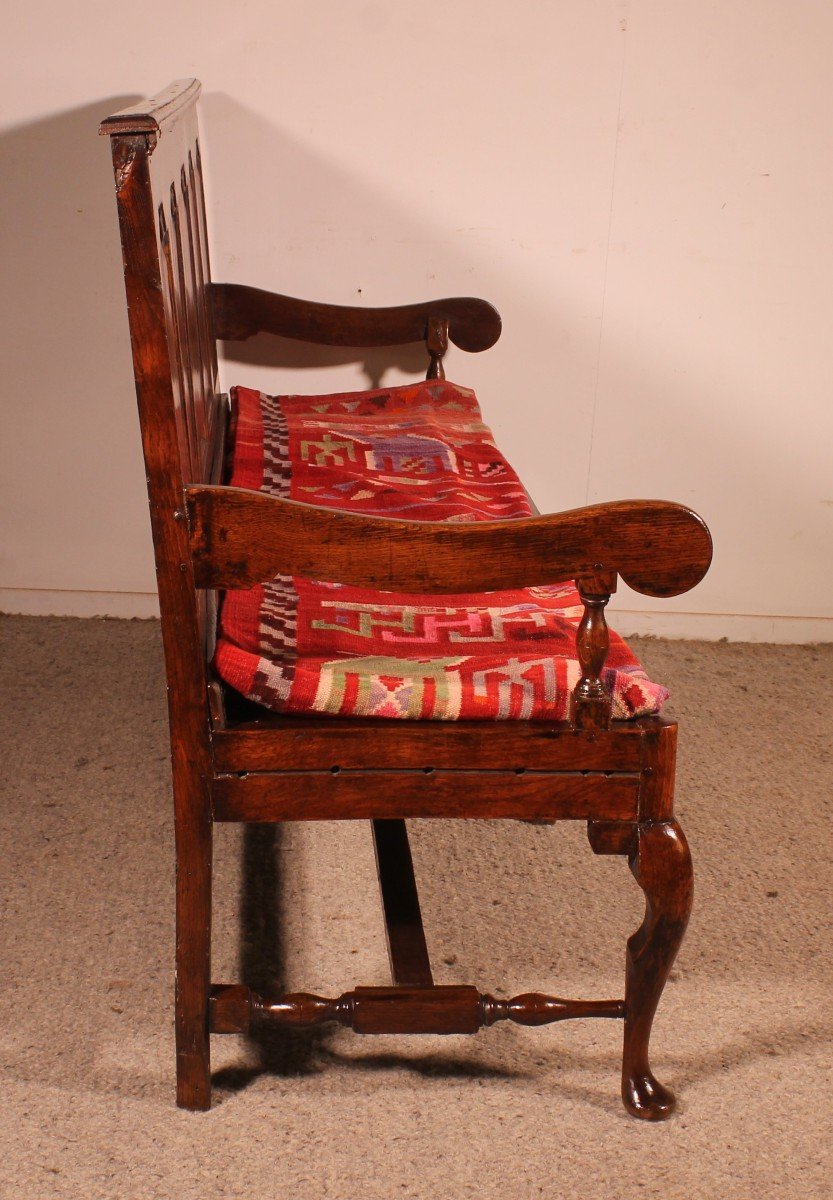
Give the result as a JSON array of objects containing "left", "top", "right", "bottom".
[
  {"left": 216, "top": 319, "right": 429, "bottom": 392},
  {"left": 202, "top": 91, "right": 505, "bottom": 390},
  {"left": 0, "top": 96, "right": 163, "bottom": 597},
  {"left": 200, "top": 92, "right": 566, "bottom": 406},
  {"left": 0, "top": 97, "right": 140, "bottom": 409}
]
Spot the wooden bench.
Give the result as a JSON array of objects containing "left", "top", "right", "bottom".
[{"left": 100, "top": 79, "right": 712, "bottom": 1117}]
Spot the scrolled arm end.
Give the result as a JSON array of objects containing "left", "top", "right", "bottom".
[{"left": 613, "top": 504, "right": 712, "bottom": 598}]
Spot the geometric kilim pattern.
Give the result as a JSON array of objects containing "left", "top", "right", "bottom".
[
  {"left": 261, "top": 383, "right": 292, "bottom": 500},
  {"left": 213, "top": 380, "right": 669, "bottom": 720}
]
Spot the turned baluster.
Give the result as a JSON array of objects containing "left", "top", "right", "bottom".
[
  {"left": 425, "top": 315, "right": 449, "bottom": 379},
  {"left": 479, "top": 993, "right": 624, "bottom": 1026},
  {"left": 570, "top": 571, "right": 616, "bottom": 730}
]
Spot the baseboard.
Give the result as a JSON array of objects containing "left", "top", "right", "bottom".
[
  {"left": 612, "top": 608, "right": 833, "bottom": 644},
  {"left": 1, "top": 589, "right": 831, "bottom": 643},
  {"left": 0, "top": 588, "right": 160, "bottom": 619}
]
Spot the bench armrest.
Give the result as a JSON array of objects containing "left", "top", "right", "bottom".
[
  {"left": 185, "top": 486, "right": 712, "bottom": 598},
  {"left": 208, "top": 282, "right": 501, "bottom": 352}
]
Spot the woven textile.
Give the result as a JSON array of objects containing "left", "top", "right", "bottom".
[{"left": 214, "top": 381, "right": 668, "bottom": 720}]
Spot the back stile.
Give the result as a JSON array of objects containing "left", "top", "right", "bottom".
[
  {"left": 101, "top": 85, "right": 219, "bottom": 1109},
  {"left": 105, "top": 128, "right": 212, "bottom": 748}
]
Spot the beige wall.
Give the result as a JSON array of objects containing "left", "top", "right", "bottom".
[{"left": 2, "top": 1, "right": 831, "bottom": 640}]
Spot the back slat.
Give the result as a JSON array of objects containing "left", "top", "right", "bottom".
[
  {"left": 179, "top": 166, "right": 208, "bottom": 469},
  {"left": 193, "top": 141, "right": 219, "bottom": 389},
  {"left": 182, "top": 159, "right": 215, "bottom": 474},
  {"left": 169, "top": 183, "right": 201, "bottom": 480},
  {"left": 192, "top": 142, "right": 220, "bottom": 468},
  {"left": 158, "top": 202, "right": 196, "bottom": 482}
]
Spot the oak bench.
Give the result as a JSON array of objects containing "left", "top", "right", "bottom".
[{"left": 100, "top": 79, "right": 712, "bottom": 1118}]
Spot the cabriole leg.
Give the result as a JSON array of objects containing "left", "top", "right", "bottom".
[
  {"left": 622, "top": 819, "right": 693, "bottom": 1120},
  {"left": 174, "top": 795, "right": 213, "bottom": 1110}
]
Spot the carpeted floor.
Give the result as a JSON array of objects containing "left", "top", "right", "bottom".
[{"left": 0, "top": 615, "right": 831, "bottom": 1199}]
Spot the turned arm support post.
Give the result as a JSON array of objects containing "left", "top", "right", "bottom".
[
  {"left": 425, "top": 315, "right": 449, "bottom": 379},
  {"left": 570, "top": 572, "right": 616, "bottom": 730}
]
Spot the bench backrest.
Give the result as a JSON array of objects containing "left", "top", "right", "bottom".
[
  {"left": 101, "top": 80, "right": 220, "bottom": 751},
  {"left": 101, "top": 79, "right": 220, "bottom": 488}
]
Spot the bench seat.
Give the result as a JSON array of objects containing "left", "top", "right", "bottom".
[{"left": 214, "top": 380, "right": 667, "bottom": 721}]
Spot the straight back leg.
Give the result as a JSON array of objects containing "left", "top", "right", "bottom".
[{"left": 173, "top": 760, "right": 213, "bottom": 1110}]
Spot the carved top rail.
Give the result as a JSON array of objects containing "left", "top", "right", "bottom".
[
  {"left": 185, "top": 487, "right": 713, "bottom": 597},
  {"left": 99, "top": 79, "right": 202, "bottom": 138}
]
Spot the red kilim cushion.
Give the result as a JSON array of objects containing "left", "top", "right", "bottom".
[{"left": 214, "top": 381, "right": 668, "bottom": 721}]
